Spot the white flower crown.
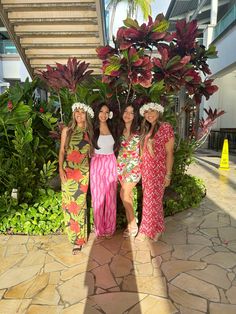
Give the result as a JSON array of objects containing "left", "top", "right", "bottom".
[
  {"left": 72, "top": 102, "right": 94, "bottom": 118},
  {"left": 139, "top": 102, "right": 164, "bottom": 117}
]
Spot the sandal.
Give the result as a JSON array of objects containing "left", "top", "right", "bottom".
[
  {"left": 152, "top": 233, "right": 161, "bottom": 242},
  {"left": 123, "top": 226, "right": 138, "bottom": 238},
  {"left": 105, "top": 234, "right": 113, "bottom": 239},
  {"left": 72, "top": 245, "right": 82, "bottom": 255},
  {"left": 135, "top": 233, "right": 147, "bottom": 242}
]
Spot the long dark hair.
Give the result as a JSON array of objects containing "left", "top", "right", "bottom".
[
  {"left": 92, "top": 103, "right": 118, "bottom": 150},
  {"left": 140, "top": 112, "right": 163, "bottom": 150},
  {"left": 65, "top": 110, "right": 94, "bottom": 153},
  {"left": 117, "top": 104, "right": 140, "bottom": 142}
]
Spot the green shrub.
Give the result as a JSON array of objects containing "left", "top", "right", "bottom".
[
  {"left": 0, "top": 173, "right": 205, "bottom": 235},
  {"left": 0, "top": 189, "right": 64, "bottom": 235},
  {"left": 164, "top": 174, "right": 206, "bottom": 216}
]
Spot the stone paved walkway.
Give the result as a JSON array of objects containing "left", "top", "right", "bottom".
[{"left": 0, "top": 150, "right": 236, "bottom": 314}]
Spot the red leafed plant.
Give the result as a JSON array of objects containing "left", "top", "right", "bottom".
[
  {"left": 195, "top": 107, "right": 225, "bottom": 143},
  {"left": 116, "top": 14, "right": 173, "bottom": 50},
  {"left": 153, "top": 46, "right": 192, "bottom": 92},
  {"left": 174, "top": 20, "right": 199, "bottom": 56},
  {"left": 96, "top": 45, "right": 117, "bottom": 60},
  {"left": 38, "top": 57, "right": 93, "bottom": 93},
  {"left": 37, "top": 57, "right": 93, "bottom": 122},
  {"left": 96, "top": 15, "right": 219, "bottom": 109},
  {"left": 186, "top": 78, "right": 219, "bottom": 105}
]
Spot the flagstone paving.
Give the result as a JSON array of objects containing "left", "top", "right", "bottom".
[{"left": 0, "top": 150, "right": 236, "bottom": 313}]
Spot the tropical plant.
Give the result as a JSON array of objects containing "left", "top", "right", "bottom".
[
  {"left": 193, "top": 107, "right": 225, "bottom": 146},
  {"left": 106, "top": 0, "right": 154, "bottom": 40},
  {"left": 96, "top": 14, "right": 219, "bottom": 143},
  {"left": 0, "top": 79, "right": 58, "bottom": 203},
  {"left": 37, "top": 57, "right": 93, "bottom": 122},
  {"left": 0, "top": 189, "right": 63, "bottom": 235}
]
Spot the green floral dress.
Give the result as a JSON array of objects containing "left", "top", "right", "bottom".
[
  {"left": 61, "top": 127, "right": 90, "bottom": 246},
  {"left": 117, "top": 133, "right": 141, "bottom": 183}
]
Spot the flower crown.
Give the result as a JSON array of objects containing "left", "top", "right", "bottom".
[
  {"left": 72, "top": 102, "right": 94, "bottom": 118},
  {"left": 139, "top": 102, "right": 164, "bottom": 117}
]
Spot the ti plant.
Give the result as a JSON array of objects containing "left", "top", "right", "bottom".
[
  {"left": 37, "top": 57, "right": 93, "bottom": 122},
  {"left": 194, "top": 107, "right": 225, "bottom": 146},
  {"left": 96, "top": 14, "right": 219, "bottom": 113}
]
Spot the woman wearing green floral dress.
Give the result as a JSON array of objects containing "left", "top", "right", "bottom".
[
  {"left": 59, "top": 102, "right": 94, "bottom": 254},
  {"left": 117, "top": 104, "right": 141, "bottom": 238}
]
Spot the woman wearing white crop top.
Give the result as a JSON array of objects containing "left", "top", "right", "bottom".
[{"left": 90, "top": 103, "right": 117, "bottom": 238}]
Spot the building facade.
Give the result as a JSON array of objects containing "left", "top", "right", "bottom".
[
  {"left": 166, "top": 0, "right": 236, "bottom": 152},
  {"left": 0, "top": 19, "right": 30, "bottom": 93}
]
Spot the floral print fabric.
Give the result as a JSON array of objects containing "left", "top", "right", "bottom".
[
  {"left": 139, "top": 123, "right": 174, "bottom": 238},
  {"left": 117, "top": 133, "right": 141, "bottom": 183},
  {"left": 61, "top": 127, "right": 90, "bottom": 246}
]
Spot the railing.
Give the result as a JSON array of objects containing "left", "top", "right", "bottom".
[
  {"left": 0, "top": 40, "right": 18, "bottom": 54},
  {"left": 213, "top": 4, "right": 236, "bottom": 41},
  {"left": 208, "top": 129, "right": 236, "bottom": 154}
]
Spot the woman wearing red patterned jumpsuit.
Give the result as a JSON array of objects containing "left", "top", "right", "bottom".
[{"left": 136, "top": 102, "right": 174, "bottom": 242}]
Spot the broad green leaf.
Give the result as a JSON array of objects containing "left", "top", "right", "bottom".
[
  {"left": 4, "top": 102, "right": 32, "bottom": 125},
  {"left": 104, "top": 64, "right": 121, "bottom": 76},
  {"left": 153, "top": 19, "right": 169, "bottom": 33},
  {"left": 123, "top": 18, "right": 139, "bottom": 29},
  {"left": 166, "top": 56, "right": 181, "bottom": 70},
  {"left": 206, "top": 45, "right": 218, "bottom": 58}
]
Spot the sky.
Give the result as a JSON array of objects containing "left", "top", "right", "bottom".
[{"left": 152, "top": 0, "right": 172, "bottom": 17}]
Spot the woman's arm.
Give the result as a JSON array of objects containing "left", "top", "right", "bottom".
[
  {"left": 164, "top": 137, "right": 174, "bottom": 188},
  {"left": 59, "top": 127, "right": 68, "bottom": 183}
]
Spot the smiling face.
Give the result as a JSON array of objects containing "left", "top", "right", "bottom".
[
  {"left": 123, "top": 105, "right": 134, "bottom": 124},
  {"left": 98, "top": 105, "right": 109, "bottom": 123},
  {"left": 74, "top": 109, "right": 86, "bottom": 127},
  {"left": 144, "top": 109, "right": 159, "bottom": 125}
]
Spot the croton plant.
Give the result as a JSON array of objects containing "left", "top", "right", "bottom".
[
  {"left": 96, "top": 14, "right": 221, "bottom": 142},
  {"left": 37, "top": 14, "right": 222, "bottom": 143}
]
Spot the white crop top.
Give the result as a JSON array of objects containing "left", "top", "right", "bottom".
[{"left": 95, "top": 134, "right": 115, "bottom": 155}]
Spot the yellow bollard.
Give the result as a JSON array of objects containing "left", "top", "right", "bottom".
[{"left": 219, "top": 139, "right": 230, "bottom": 170}]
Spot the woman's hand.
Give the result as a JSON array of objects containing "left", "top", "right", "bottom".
[{"left": 59, "top": 169, "right": 67, "bottom": 183}]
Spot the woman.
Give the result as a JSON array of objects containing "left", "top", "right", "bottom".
[
  {"left": 117, "top": 104, "right": 141, "bottom": 237},
  {"left": 59, "top": 102, "right": 94, "bottom": 254},
  {"left": 136, "top": 102, "right": 174, "bottom": 242},
  {"left": 90, "top": 103, "right": 117, "bottom": 239}
]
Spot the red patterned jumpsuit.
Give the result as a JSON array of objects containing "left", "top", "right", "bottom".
[{"left": 139, "top": 123, "right": 174, "bottom": 239}]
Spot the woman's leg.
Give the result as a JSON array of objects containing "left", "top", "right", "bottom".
[
  {"left": 138, "top": 180, "right": 165, "bottom": 239},
  {"left": 104, "top": 154, "right": 117, "bottom": 236},
  {"left": 90, "top": 156, "right": 106, "bottom": 237},
  {"left": 120, "top": 182, "right": 138, "bottom": 229},
  {"left": 62, "top": 172, "right": 88, "bottom": 252}
]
